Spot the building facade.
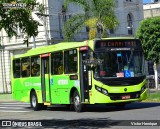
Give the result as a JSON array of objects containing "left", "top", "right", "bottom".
[
  {"left": 0, "top": 0, "right": 144, "bottom": 93},
  {"left": 143, "top": 1, "right": 160, "bottom": 18}
]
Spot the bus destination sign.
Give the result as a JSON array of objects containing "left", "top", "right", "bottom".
[{"left": 95, "top": 40, "right": 141, "bottom": 49}]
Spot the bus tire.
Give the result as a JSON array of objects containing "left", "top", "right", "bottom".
[
  {"left": 30, "top": 92, "right": 40, "bottom": 111},
  {"left": 73, "top": 90, "right": 83, "bottom": 112},
  {"left": 65, "top": 104, "right": 74, "bottom": 111}
]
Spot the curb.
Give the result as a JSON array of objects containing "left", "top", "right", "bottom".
[{"left": 142, "top": 100, "right": 160, "bottom": 102}]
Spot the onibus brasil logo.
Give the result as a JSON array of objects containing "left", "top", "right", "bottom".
[{"left": 2, "top": 1, "right": 26, "bottom": 9}]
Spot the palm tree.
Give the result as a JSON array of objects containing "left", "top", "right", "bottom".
[{"left": 63, "top": 0, "right": 118, "bottom": 40}]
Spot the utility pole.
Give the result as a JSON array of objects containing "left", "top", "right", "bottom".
[
  {"left": 33, "top": 36, "right": 36, "bottom": 48},
  {"left": 35, "top": 13, "right": 49, "bottom": 45}
]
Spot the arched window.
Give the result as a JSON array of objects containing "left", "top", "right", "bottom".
[{"left": 127, "top": 13, "right": 133, "bottom": 35}]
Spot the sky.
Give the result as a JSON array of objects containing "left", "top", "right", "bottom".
[{"left": 143, "top": 0, "right": 151, "bottom": 3}]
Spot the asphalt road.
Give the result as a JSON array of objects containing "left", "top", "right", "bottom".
[{"left": 0, "top": 102, "right": 160, "bottom": 129}]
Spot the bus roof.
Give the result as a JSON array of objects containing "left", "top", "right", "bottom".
[
  {"left": 14, "top": 41, "right": 89, "bottom": 58},
  {"left": 13, "top": 37, "right": 137, "bottom": 58}
]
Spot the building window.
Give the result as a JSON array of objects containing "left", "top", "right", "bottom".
[
  {"left": 115, "top": 0, "right": 119, "bottom": 7},
  {"left": 109, "top": 29, "right": 114, "bottom": 34},
  {"left": 64, "top": 49, "right": 77, "bottom": 73},
  {"left": 86, "top": 26, "right": 90, "bottom": 32},
  {"left": 127, "top": 13, "right": 133, "bottom": 35}
]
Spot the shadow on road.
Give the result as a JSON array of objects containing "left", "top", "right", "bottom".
[
  {"left": 43, "top": 102, "right": 160, "bottom": 112},
  {"left": 41, "top": 118, "right": 120, "bottom": 128}
]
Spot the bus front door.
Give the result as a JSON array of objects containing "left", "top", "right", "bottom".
[
  {"left": 80, "top": 50, "right": 90, "bottom": 103},
  {"left": 41, "top": 54, "right": 51, "bottom": 103}
]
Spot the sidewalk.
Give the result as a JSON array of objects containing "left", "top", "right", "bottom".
[
  {"left": 0, "top": 93, "right": 16, "bottom": 102},
  {"left": 148, "top": 89, "right": 160, "bottom": 95}
]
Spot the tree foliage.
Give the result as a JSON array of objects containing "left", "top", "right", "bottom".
[
  {"left": 136, "top": 16, "right": 160, "bottom": 64},
  {"left": 64, "top": 0, "right": 118, "bottom": 40},
  {"left": 0, "top": 0, "right": 44, "bottom": 42}
]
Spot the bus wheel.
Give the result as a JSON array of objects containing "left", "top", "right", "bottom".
[
  {"left": 73, "top": 91, "right": 83, "bottom": 112},
  {"left": 30, "top": 92, "right": 40, "bottom": 111}
]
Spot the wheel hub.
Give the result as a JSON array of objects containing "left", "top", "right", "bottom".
[
  {"left": 74, "top": 95, "right": 80, "bottom": 107},
  {"left": 32, "top": 95, "right": 36, "bottom": 107}
]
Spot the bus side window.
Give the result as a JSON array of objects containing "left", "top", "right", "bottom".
[
  {"left": 31, "top": 56, "right": 40, "bottom": 76},
  {"left": 21, "top": 57, "right": 30, "bottom": 77},
  {"left": 13, "top": 59, "right": 20, "bottom": 78},
  {"left": 64, "top": 49, "right": 77, "bottom": 74},
  {"left": 51, "top": 52, "right": 63, "bottom": 75}
]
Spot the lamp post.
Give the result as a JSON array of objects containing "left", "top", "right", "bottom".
[{"left": 35, "top": 12, "right": 49, "bottom": 45}]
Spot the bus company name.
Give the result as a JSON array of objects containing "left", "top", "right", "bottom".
[
  {"left": 58, "top": 79, "right": 68, "bottom": 85},
  {"left": 101, "top": 41, "right": 137, "bottom": 47},
  {"left": 24, "top": 82, "right": 41, "bottom": 87}
]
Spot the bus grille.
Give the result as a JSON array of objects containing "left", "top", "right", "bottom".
[{"left": 109, "top": 92, "right": 140, "bottom": 100}]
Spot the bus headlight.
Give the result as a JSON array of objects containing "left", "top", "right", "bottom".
[
  {"left": 95, "top": 85, "right": 108, "bottom": 96},
  {"left": 101, "top": 89, "right": 108, "bottom": 95},
  {"left": 95, "top": 85, "right": 101, "bottom": 92}
]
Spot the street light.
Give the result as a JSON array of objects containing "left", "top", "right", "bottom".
[{"left": 35, "top": 12, "right": 49, "bottom": 45}]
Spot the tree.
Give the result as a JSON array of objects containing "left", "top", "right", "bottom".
[
  {"left": 63, "top": 0, "right": 118, "bottom": 40},
  {"left": 136, "top": 16, "right": 160, "bottom": 89},
  {"left": 0, "top": 0, "right": 44, "bottom": 47}
]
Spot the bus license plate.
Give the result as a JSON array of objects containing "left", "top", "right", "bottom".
[{"left": 122, "top": 95, "right": 130, "bottom": 100}]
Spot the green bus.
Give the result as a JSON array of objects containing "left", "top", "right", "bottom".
[{"left": 11, "top": 37, "right": 147, "bottom": 112}]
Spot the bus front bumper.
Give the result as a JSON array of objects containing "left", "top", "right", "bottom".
[{"left": 92, "top": 89, "right": 148, "bottom": 104}]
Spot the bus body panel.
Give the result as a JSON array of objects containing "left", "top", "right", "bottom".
[
  {"left": 50, "top": 75, "right": 80, "bottom": 104},
  {"left": 12, "top": 76, "right": 43, "bottom": 103}
]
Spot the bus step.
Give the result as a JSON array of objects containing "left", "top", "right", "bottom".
[
  {"left": 44, "top": 102, "right": 51, "bottom": 106},
  {"left": 81, "top": 102, "right": 90, "bottom": 104}
]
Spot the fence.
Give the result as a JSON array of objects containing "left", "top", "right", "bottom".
[
  {"left": 146, "top": 78, "right": 155, "bottom": 89},
  {"left": 146, "top": 75, "right": 160, "bottom": 88}
]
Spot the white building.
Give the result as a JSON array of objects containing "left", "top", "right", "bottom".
[
  {"left": 0, "top": 0, "right": 144, "bottom": 93},
  {"left": 143, "top": 1, "right": 160, "bottom": 18}
]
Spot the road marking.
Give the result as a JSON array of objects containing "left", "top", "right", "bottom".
[
  {"left": 0, "top": 107, "right": 25, "bottom": 109},
  {"left": 0, "top": 104, "right": 29, "bottom": 106},
  {"left": 0, "top": 103, "right": 29, "bottom": 105},
  {"left": 0, "top": 110, "right": 30, "bottom": 112},
  {"left": 0, "top": 102, "right": 31, "bottom": 113}
]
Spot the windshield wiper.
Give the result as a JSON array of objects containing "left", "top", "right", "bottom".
[{"left": 127, "top": 49, "right": 134, "bottom": 67}]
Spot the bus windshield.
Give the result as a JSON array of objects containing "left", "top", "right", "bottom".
[{"left": 94, "top": 50, "right": 145, "bottom": 78}]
